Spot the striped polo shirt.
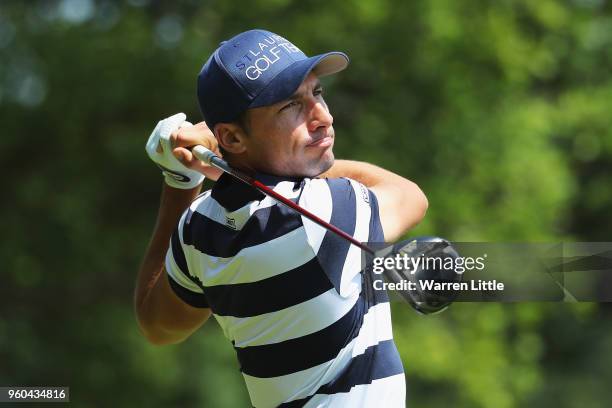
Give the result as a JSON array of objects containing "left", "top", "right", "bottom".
[{"left": 165, "top": 172, "right": 405, "bottom": 407}]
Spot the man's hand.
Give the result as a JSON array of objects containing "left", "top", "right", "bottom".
[
  {"left": 146, "top": 113, "right": 223, "bottom": 188},
  {"left": 168, "top": 119, "right": 224, "bottom": 182}
]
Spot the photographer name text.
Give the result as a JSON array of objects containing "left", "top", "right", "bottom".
[{"left": 374, "top": 279, "right": 505, "bottom": 291}]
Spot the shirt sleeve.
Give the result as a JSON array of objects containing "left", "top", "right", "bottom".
[
  {"left": 298, "top": 177, "right": 384, "bottom": 297},
  {"left": 165, "top": 210, "right": 210, "bottom": 308}
]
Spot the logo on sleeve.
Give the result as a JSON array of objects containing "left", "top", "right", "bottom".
[
  {"left": 359, "top": 183, "right": 370, "bottom": 204},
  {"left": 225, "top": 216, "right": 236, "bottom": 230}
]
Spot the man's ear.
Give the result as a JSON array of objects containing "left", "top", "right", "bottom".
[{"left": 214, "top": 123, "right": 247, "bottom": 154}]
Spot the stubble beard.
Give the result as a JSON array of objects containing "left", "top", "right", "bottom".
[{"left": 302, "top": 149, "right": 335, "bottom": 178}]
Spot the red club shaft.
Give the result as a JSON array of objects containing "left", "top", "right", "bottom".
[{"left": 195, "top": 146, "right": 375, "bottom": 255}]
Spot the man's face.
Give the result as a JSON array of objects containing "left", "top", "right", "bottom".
[{"left": 241, "top": 72, "right": 335, "bottom": 178}]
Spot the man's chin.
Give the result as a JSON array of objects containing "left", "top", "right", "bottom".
[{"left": 308, "top": 154, "right": 335, "bottom": 178}]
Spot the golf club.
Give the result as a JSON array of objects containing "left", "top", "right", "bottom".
[
  {"left": 192, "top": 145, "right": 461, "bottom": 313},
  {"left": 192, "top": 146, "right": 375, "bottom": 254}
]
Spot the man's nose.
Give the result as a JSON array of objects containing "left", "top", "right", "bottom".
[{"left": 308, "top": 100, "right": 333, "bottom": 132}]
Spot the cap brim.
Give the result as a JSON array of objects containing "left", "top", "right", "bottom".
[{"left": 249, "top": 51, "right": 349, "bottom": 109}]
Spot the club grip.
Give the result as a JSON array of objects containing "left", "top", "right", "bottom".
[{"left": 192, "top": 145, "right": 217, "bottom": 164}]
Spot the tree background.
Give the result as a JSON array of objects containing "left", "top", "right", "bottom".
[{"left": 2, "top": 0, "right": 612, "bottom": 406}]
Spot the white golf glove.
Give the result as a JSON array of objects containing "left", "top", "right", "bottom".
[{"left": 145, "top": 112, "right": 205, "bottom": 189}]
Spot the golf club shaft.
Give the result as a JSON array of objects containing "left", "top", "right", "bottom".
[{"left": 192, "top": 146, "right": 375, "bottom": 255}]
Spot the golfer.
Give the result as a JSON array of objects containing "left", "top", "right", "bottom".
[{"left": 135, "top": 29, "right": 428, "bottom": 407}]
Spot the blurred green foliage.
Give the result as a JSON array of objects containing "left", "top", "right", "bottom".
[{"left": 1, "top": 0, "right": 612, "bottom": 406}]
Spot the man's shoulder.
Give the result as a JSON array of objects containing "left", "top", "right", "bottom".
[{"left": 301, "top": 177, "right": 371, "bottom": 204}]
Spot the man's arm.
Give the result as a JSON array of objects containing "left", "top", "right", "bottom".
[
  {"left": 136, "top": 119, "right": 222, "bottom": 345},
  {"left": 319, "top": 160, "right": 428, "bottom": 242},
  {"left": 134, "top": 184, "right": 212, "bottom": 345}
]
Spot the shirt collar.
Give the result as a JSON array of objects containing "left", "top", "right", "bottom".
[{"left": 211, "top": 172, "right": 304, "bottom": 211}]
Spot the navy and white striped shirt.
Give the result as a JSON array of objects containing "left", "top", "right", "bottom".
[{"left": 165, "top": 173, "right": 405, "bottom": 407}]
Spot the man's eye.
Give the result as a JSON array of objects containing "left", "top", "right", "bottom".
[
  {"left": 280, "top": 101, "right": 299, "bottom": 111},
  {"left": 314, "top": 88, "right": 323, "bottom": 96}
]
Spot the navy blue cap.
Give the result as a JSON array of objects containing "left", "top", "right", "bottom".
[{"left": 197, "top": 29, "right": 349, "bottom": 130}]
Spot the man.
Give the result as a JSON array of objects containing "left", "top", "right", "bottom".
[{"left": 135, "top": 29, "right": 428, "bottom": 407}]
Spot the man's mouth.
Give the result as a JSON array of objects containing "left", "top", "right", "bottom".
[{"left": 307, "top": 135, "right": 333, "bottom": 147}]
